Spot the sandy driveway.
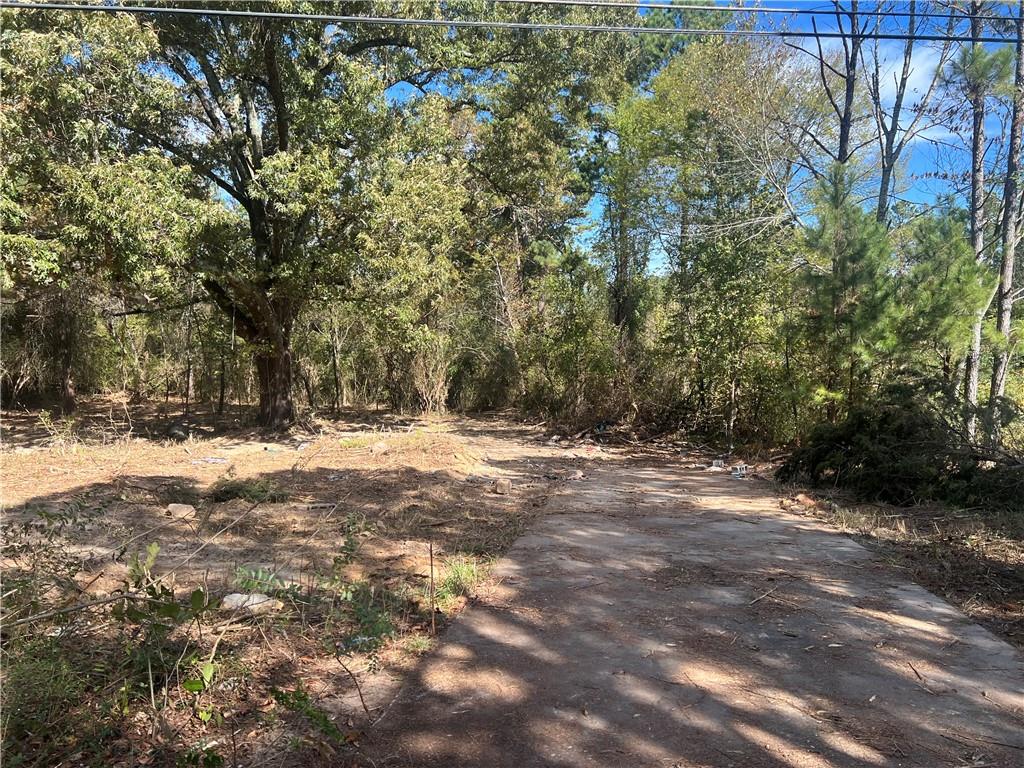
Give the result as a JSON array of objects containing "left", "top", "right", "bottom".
[{"left": 365, "top": 456, "right": 1023, "bottom": 767}]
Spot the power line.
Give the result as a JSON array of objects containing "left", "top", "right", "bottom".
[
  {"left": 486, "top": 0, "right": 1009, "bottom": 25},
  {"left": 0, "top": 1, "right": 1014, "bottom": 43},
  {"left": 188, "top": 0, "right": 1016, "bottom": 25}
]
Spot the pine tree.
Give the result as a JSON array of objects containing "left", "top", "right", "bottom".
[{"left": 801, "top": 166, "right": 896, "bottom": 420}]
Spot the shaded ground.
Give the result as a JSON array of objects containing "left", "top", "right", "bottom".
[
  {"left": 0, "top": 406, "right": 599, "bottom": 766},
  {"left": 364, "top": 460, "right": 1023, "bottom": 768},
  {"left": 778, "top": 491, "right": 1024, "bottom": 647},
  {"left": 2, "top": 405, "right": 1022, "bottom": 767}
]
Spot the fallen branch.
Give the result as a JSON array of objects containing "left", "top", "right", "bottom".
[
  {"left": 335, "top": 655, "right": 371, "bottom": 717},
  {"left": 749, "top": 586, "right": 779, "bottom": 605},
  {"left": 6, "top": 591, "right": 145, "bottom": 628}
]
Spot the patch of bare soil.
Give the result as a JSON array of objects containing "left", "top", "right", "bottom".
[
  {"left": 780, "top": 491, "right": 1024, "bottom": 648},
  {"left": 0, "top": 406, "right": 593, "bottom": 768}
]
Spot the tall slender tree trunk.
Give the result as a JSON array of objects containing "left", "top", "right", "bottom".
[
  {"left": 217, "top": 352, "right": 227, "bottom": 416},
  {"left": 330, "top": 319, "right": 342, "bottom": 413},
  {"left": 964, "top": 3, "right": 988, "bottom": 442},
  {"left": 875, "top": 1, "right": 916, "bottom": 224},
  {"left": 990, "top": 0, "right": 1024, "bottom": 435},
  {"left": 55, "top": 301, "right": 78, "bottom": 415}
]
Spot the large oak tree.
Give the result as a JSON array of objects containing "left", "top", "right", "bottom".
[{"left": 10, "top": 1, "right": 626, "bottom": 427}]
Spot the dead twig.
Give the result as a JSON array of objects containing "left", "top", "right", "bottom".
[
  {"left": 749, "top": 586, "right": 779, "bottom": 605},
  {"left": 940, "top": 731, "right": 1024, "bottom": 751},
  {"left": 429, "top": 540, "right": 437, "bottom": 636},
  {"left": 335, "top": 655, "right": 371, "bottom": 717},
  {"left": 6, "top": 591, "right": 145, "bottom": 628}
]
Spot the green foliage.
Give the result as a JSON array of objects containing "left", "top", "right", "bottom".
[
  {"left": 177, "top": 746, "right": 225, "bottom": 768},
  {"left": 893, "top": 205, "right": 994, "bottom": 359},
  {"left": 2, "top": 530, "right": 220, "bottom": 767},
  {"left": 335, "top": 582, "right": 397, "bottom": 654},
  {"left": 798, "top": 166, "right": 898, "bottom": 415},
  {"left": 1, "top": 638, "right": 88, "bottom": 759},
  {"left": 270, "top": 684, "right": 348, "bottom": 744},
  {"left": 1, "top": 3, "right": 1020, "bottom": 461},
  {"left": 778, "top": 385, "right": 1024, "bottom": 509},
  {"left": 207, "top": 477, "right": 289, "bottom": 504},
  {"left": 436, "top": 555, "right": 486, "bottom": 608},
  {"left": 519, "top": 250, "right": 619, "bottom": 419},
  {"left": 234, "top": 566, "right": 290, "bottom": 595}
]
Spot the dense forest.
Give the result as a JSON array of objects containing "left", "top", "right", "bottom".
[
  {"left": 4, "top": 5, "right": 1024, "bottom": 768},
  {"left": 2, "top": 1, "right": 1022, "bottom": 503}
]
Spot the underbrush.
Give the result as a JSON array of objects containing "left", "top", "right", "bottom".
[
  {"left": 207, "top": 477, "right": 289, "bottom": 503},
  {"left": 777, "top": 387, "right": 1024, "bottom": 509},
  {"left": 0, "top": 500, "right": 457, "bottom": 767}
]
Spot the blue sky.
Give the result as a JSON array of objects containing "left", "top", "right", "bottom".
[{"left": 373, "top": 2, "right": 1013, "bottom": 256}]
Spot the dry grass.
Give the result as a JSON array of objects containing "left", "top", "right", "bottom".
[{"left": 0, "top": 404, "right": 555, "bottom": 768}]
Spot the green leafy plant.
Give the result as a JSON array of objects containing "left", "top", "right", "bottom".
[
  {"left": 234, "top": 566, "right": 288, "bottom": 593},
  {"left": 340, "top": 582, "right": 396, "bottom": 653},
  {"left": 177, "top": 746, "right": 224, "bottom": 768},
  {"left": 207, "top": 477, "right": 289, "bottom": 503},
  {"left": 270, "top": 684, "right": 349, "bottom": 744},
  {"left": 182, "top": 661, "right": 216, "bottom": 694}
]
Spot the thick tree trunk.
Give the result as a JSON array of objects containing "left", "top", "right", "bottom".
[
  {"left": 964, "top": 4, "right": 987, "bottom": 442},
  {"left": 254, "top": 343, "right": 295, "bottom": 429},
  {"left": 990, "top": 0, "right": 1024, "bottom": 435}
]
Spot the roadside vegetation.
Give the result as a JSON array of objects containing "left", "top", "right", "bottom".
[
  {"left": 2, "top": 1, "right": 1023, "bottom": 766},
  {"left": 0, "top": 423, "right": 514, "bottom": 767}
]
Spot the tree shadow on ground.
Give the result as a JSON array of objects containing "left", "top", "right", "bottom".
[
  {"left": 354, "top": 455, "right": 1023, "bottom": 768},
  {"left": 4, "top": 432, "right": 1022, "bottom": 768}
]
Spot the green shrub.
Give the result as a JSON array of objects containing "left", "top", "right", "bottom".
[
  {"left": 778, "top": 386, "right": 1024, "bottom": 508},
  {"left": 207, "top": 477, "right": 288, "bottom": 503}
]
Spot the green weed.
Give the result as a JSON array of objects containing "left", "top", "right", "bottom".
[
  {"left": 207, "top": 477, "right": 289, "bottom": 503},
  {"left": 436, "top": 555, "right": 486, "bottom": 608}
]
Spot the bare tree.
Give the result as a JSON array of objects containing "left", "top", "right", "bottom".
[
  {"left": 990, "top": 0, "right": 1024, "bottom": 434},
  {"left": 964, "top": 1, "right": 992, "bottom": 441},
  {"left": 782, "top": 1, "right": 871, "bottom": 169},
  {"left": 867, "top": 1, "right": 954, "bottom": 224}
]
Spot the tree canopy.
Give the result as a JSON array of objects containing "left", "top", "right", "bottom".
[{"left": 1, "top": 1, "right": 1021, "bottom": 463}]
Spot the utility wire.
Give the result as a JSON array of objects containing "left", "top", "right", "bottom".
[
  {"left": 0, "top": 1, "right": 1014, "bottom": 43},
  {"left": 481, "top": 0, "right": 1012, "bottom": 24},
  {"left": 74, "top": 0, "right": 1015, "bottom": 24}
]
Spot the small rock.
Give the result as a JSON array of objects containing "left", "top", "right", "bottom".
[
  {"left": 221, "top": 593, "right": 284, "bottom": 615},
  {"left": 494, "top": 478, "right": 513, "bottom": 494},
  {"left": 566, "top": 470, "right": 585, "bottom": 481},
  {"left": 166, "top": 503, "right": 196, "bottom": 517},
  {"left": 370, "top": 440, "right": 389, "bottom": 455}
]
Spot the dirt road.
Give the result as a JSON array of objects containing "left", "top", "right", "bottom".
[{"left": 366, "top": 449, "right": 1024, "bottom": 767}]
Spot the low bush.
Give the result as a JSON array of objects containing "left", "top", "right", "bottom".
[
  {"left": 207, "top": 477, "right": 289, "bottom": 503},
  {"left": 777, "top": 386, "right": 1024, "bottom": 509}
]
